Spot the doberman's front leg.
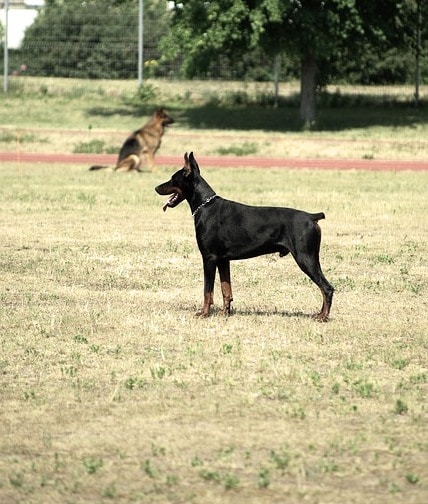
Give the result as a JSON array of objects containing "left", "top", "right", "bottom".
[
  {"left": 195, "top": 258, "right": 216, "bottom": 317},
  {"left": 218, "top": 259, "right": 233, "bottom": 315}
]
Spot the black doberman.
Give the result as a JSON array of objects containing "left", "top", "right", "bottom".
[{"left": 155, "top": 152, "right": 334, "bottom": 321}]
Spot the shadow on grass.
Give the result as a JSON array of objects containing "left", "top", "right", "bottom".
[
  {"left": 87, "top": 93, "right": 427, "bottom": 133},
  {"left": 176, "top": 303, "right": 314, "bottom": 319},
  {"left": 231, "top": 308, "right": 314, "bottom": 319}
]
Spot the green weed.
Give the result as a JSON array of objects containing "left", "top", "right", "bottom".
[
  {"left": 353, "top": 379, "right": 376, "bottom": 398},
  {"left": 222, "top": 343, "right": 233, "bottom": 354},
  {"left": 124, "top": 376, "right": 146, "bottom": 390},
  {"left": 141, "top": 459, "right": 158, "bottom": 479},
  {"left": 405, "top": 473, "right": 420, "bottom": 485},
  {"left": 73, "top": 334, "right": 88, "bottom": 344},
  {"left": 134, "top": 82, "right": 159, "bottom": 104},
  {"left": 257, "top": 468, "right": 271, "bottom": 489},
  {"left": 391, "top": 358, "right": 409, "bottom": 370},
  {"left": 73, "top": 139, "right": 107, "bottom": 154},
  {"left": 191, "top": 456, "right": 203, "bottom": 467},
  {"left": 375, "top": 253, "right": 395, "bottom": 264},
  {"left": 150, "top": 365, "right": 167, "bottom": 380},
  {"left": 9, "top": 472, "right": 24, "bottom": 488},
  {"left": 270, "top": 448, "right": 291, "bottom": 472},
  {"left": 82, "top": 456, "right": 104, "bottom": 474},
  {"left": 216, "top": 142, "right": 259, "bottom": 156},
  {"left": 331, "top": 382, "right": 340, "bottom": 395},
  {"left": 223, "top": 473, "right": 240, "bottom": 490},
  {"left": 200, "top": 469, "right": 221, "bottom": 483},
  {"left": 0, "top": 131, "right": 45, "bottom": 144},
  {"left": 102, "top": 482, "right": 117, "bottom": 498},
  {"left": 394, "top": 399, "right": 408, "bottom": 415}
]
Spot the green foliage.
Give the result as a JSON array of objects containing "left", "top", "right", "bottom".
[
  {"left": 161, "top": 0, "right": 427, "bottom": 86},
  {"left": 161, "top": 0, "right": 427, "bottom": 124},
  {"left": 20, "top": 0, "right": 171, "bottom": 79},
  {"left": 135, "top": 82, "right": 159, "bottom": 104}
]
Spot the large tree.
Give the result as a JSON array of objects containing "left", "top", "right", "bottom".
[{"left": 161, "top": 0, "right": 416, "bottom": 127}]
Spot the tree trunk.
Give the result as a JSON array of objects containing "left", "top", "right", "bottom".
[{"left": 300, "top": 54, "right": 317, "bottom": 129}]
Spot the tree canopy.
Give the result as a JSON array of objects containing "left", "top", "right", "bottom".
[{"left": 161, "top": 0, "right": 426, "bottom": 125}]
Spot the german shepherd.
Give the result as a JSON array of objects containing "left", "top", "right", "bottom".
[{"left": 89, "top": 108, "right": 174, "bottom": 172}]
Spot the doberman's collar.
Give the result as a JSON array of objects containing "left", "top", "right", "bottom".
[{"left": 192, "top": 194, "right": 218, "bottom": 217}]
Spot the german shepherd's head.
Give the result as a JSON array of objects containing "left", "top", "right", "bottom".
[{"left": 153, "top": 108, "right": 175, "bottom": 128}]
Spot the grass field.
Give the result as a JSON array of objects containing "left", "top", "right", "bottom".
[
  {"left": 0, "top": 161, "right": 427, "bottom": 503},
  {"left": 1, "top": 77, "right": 428, "bottom": 161}
]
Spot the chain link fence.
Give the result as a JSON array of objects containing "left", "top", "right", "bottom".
[{"left": 1, "top": 0, "right": 426, "bottom": 102}]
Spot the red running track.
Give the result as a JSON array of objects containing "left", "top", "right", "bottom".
[{"left": 0, "top": 152, "right": 427, "bottom": 171}]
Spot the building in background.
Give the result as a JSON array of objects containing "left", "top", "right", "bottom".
[{"left": 1, "top": 0, "right": 44, "bottom": 49}]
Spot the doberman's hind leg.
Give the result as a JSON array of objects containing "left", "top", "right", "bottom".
[
  {"left": 314, "top": 281, "right": 334, "bottom": 322},
  {"left": 294, "top": 252, "right": 334, "bottom": 322},
  {"left": 218, "top": 259, "right": 233, "bottom": 315},
  {"left": 195, "top": 259, "right": 216, "bottom": 317}
]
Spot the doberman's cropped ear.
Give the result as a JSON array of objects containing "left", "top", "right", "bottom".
[
  {"left": 188, "top": 152, "right": 200, "bottom": 174},
  {"left": 183, "top": 152, "right": 191, "bottom": 176}
]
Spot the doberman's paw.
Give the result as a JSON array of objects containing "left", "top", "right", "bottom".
[
  {"left": 312, "top": 312, "right": 329, "bottom": 322},
  {"left": 195, "top": 309, "right": 210, "bottom": 318}
]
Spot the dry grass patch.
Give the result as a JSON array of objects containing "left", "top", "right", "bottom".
[{"left": 0, "top": 163, "right": 427, "bottom": 503}]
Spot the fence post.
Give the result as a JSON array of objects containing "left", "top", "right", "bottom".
[
  {"left": 414, "top": 0, "right": 421, "bottom": 105},
  {"left": 3, "top": 0, "right": 9, "bottom": 93},
  {"left": 138, "top": 0, "right": 144, "bottom": 87}
]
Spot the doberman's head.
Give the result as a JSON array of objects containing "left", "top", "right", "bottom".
[
  {"left": 153, "top": 107, "right": 175, "bottom": 128},
  {"left": 155, "top": 152, "right": 200, "bottom": 211}
]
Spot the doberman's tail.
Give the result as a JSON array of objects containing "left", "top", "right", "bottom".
[{"left": 311, "top": 212, "right": 325, "bottom": 221}]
